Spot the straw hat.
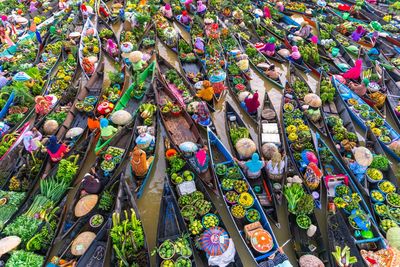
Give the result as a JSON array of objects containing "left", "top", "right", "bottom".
[
  {"left": 71, "top": 231, "right": 96, "bottom": 256},
  {"left": 304, "top": 93, "right": 322, "bottom": 108},
  {"left": 74, "top": 194, "right": 99, "bottom": 217},
  {"left": 128, "top": 51, "right": 143, "bottom": 63},
  {"left": 0, "top": 236, "right": 21, "bottom": 256},
  {"left": 352, "top": 146, "right": 373, "bottom": 167}
]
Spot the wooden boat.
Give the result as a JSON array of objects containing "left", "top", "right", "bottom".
[
  {"left": 138, "top": 22, "right": 157, "bottom": 64},
  {"left": 281, "top": 83, "right": 323, "bottom": 208},
  {"left": 225, "top": 102, "right": 280, "bottom": 228},
  {"left": 258, "top": 91, "right": 285, "bottom": 205},
  {"left": 105, "top": 176, "right": 150, "bottom": 267},
  {"left": 176, "top": 33, "right": 206, "bottom": 83},
  {"left": 380, "top": 66, "right": 400, "bottom": 130},
  {"left": 97, "top": 16, "right": 121, "bottom": 61},
  {"left": 281, "top": 156, "right": 330, "bottom": 264},
  {"left": 333, "top": 77, "right": 400, "bottom": 162},
  {"left": 94, "top": 61, "right": 156, "bottom": 153},
  {"left": 0, "top": 134, "right": 93, "bottom": 266},
  {"left": 122, "top": 86, "right": 158, "bottom": 199},
  {"left": 155, "top": 178, "right": 196, "bottom": 266},
  {"left": 207, "top": 127, "right": 280, "bottom": 264},
  {"left": 164, "top": 169, "right": 244, "bottom": 266},
  {"left": 49, "top": 173, "right": 121, "bottom": 266},
  {"left": 316, "top": 133, "right": 386, "bottom": 266},
  {"left": 225, "top": 56, "right": 258, "bottom": 125},
  {"left": 79, "top": 18, "right": 102, "bottom": 80},
  {"left": 247, "top": 22, "right": 288, "bottom": 64},
  {"left": 155, "top": 76, "right": 218, "bottom": 193},
  {"left": 237, "top": 35, "right": 284, "bottom": 89},
  {"left": 154, "top": 13, "right": 178, "bottom": 52},
  {"left": 315, "top": 21, "right": 355, "bottom": 71},
  {"left": 158, "top": 56, "right": 215, "bottom": 131},
  {"left": 289, "top": 64, "right": 328, "bottom": 136}
]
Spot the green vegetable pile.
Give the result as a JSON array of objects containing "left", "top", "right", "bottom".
[
  {"left": 292, "top": 80, "right": 309, "bottom": 99},
  {"left": 5, "top": 250, "right": 44, "bottom": 267},
  {"left": 0, "top": 191, "right": 26, "bottom": 230},
  {"left": 229, "top": 124, "right": 249, "bottom": 145},
  {"left": 320, "top": 77, "right": 336, "bottom": 103},
  {"left": 111, "top": 209, "right": 147, "bottom": 266},
  {"left": 283, "top": 183, "right": 306, "bottom": 214},
  {"left": 299, "top": 43, "right": 320, "bottom": 65}
]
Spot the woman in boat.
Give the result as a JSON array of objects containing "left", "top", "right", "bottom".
[
  {"left": 243, "top": 91, "right": 260, "bottom": 115},
  {"left": 0, "top": 72, "right": 10, "bottom": 89},
  {"left": 196, "top": 0, "right": 207, "bottom": 16},
  {"left": 258, "top": 37, "right": 276, "bottom": 57},
  {"left": 348, "top": 78, "right": 369, "bottom": 97},
  {"left": 131, "top": 146, "right": 154, "bottom": 177},
  {"left": 264, "top": 64, "right": 280, "bottom": 81},
  {"left": 179, "top": 10, "right": 192, "bottom": 26},
  {"left": 23, "top": 127, "right": 42, "bottom": 153},
  {"left": 81, "top": 168, "right": 102, "bottom": 194},
  {"left": 160, "top": 3, "right": 173, "bottom": 19},
  {"left": 194, "top": 36, "right": 205, "bottom": 54},
  {"left": 46, "top": 135, "right": 69, "bottom": 162},
  {"left": 99, "top": 118, "right": 117, "bottom": 140},
  {"left": 106, "top": 39, "right": 119, "bottom": 59},
  {"left": 192, "top": 101, "right": 211, "bottom": 126},
  {"left": 342, "top": 59, "right": 362, "bottom": 80},
  {"left": 196, "top": 80, "right": 214, "bottom": 102},
  {"left": 263, "top": 6, "right": 272, "bottom": 19},
  {"left": 351, "top": 25, "right": 366, "bottom": 42},
  {"left": 234, "top": 152, "right": 266, "bottom": 179},
  {"left": 295, "top": 22, "right": 312, "bottom": 39},
  {"left": 87, "top": 112, "right": 100, "bottom": 132},
  {"left": 347, "top": 146, "right": 372, "bottom": 182},
  {"left": 265, "top": 151, "right": 285, "bottom": 181},
  {"left": 259, "top": 248, "right": 292, "bottom": 267},
  {"left": 129, "top": 51, "right": 147, "bottom": 72},
  {"left": 288, "top": 46, "right": 302, "bottom": 64}
]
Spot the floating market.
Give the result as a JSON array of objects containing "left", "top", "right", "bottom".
[{"left": 1, "top": 0, "right": 400, "bottom": 266}]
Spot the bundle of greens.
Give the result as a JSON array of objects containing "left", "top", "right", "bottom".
[
  {"left": 283, "top": 183, "right": 305, "bottom": 214},
  {"left": 229, "top": 124, "right": 250, "bottom": 145},
  {"left": 111, "top": 209, "right": 147, "bottom": 266},
  {"left": 5, "top": 250, "right": 43, "bottom": 267}
]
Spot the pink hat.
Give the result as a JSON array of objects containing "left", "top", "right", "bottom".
[
  {"left": 292, "top": 46, "right": 298, "bottom": 52},
  {"left": 165, "top": 3, "right": 171, "bottom": 10},
  {"left": 1, "top": 16, "right": 7, "bottom": 21}
]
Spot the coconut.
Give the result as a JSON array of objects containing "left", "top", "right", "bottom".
[
  {"left": 277, "top": 49, "right": 290, "bottom": 57},
  {"left": 261, "top": 143, "right": 278, "bottom": 160},
  {"left": 43, "top": 120, "right": 59, "bottom": 135},
  {"left": 238, "top": 91, "right": 251, "bottom": 102},
  {"left": 110, "top": 110, "right": 132, "bottom": 125},
  {"left": 65, "top": 127, "right": 84, "bottom": 139}
]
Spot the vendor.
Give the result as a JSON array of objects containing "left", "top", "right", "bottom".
[
  {"left": 192, "top": 102, "right": 211, "bottom": 126},
  {"left": 243, "top": 91, "right": 260, "bottom": 115},
  {"left": 81, "top": 168, "right": 102, "bottom": 194},
  {"left": 234, "top": 153, "right": 266, "bottom": 179},
  {"left": 258, "top": 37, "right": 276, "bottom": 57},
  {"left": 0, "top": 73, "right": 10, "bottom": 89},
  {"left": 288, "top": 46, "right": 302, "bottom": 64},
  {"left": 264, "top": 65, "right": 280, "bottom": 81},
  {"left": 23, "top": 127, "right": 42, "bottom": 153},
  {"left": 100, "top": 118, "right": 117, "bottom": 140},
  {"left": 196, "top": 80, "right": 214, "bottom": 102},
  {"left": 196, "top": 0, "right": 207, "bottom": 16},
  {"left": 46, "top": 135, "right": 69, "bottom": 162},
  {"left": 131, "top": 146, "right": 154, "bottom": 177},
  {"left": 87, "top": 112, "right": 100, "bottom": 132},
  {"left": 179, "top": 10, "right": 192, "bottom": 26},
  {"left": 160, "top": 3, "right": 173, "bottom": 19},
  {"left": 351, "top": 26, "right": 366, "bottom": 42},
  {"left": 348, "top": 78, "right": 369, "bottom": 97},
  {"left": 259, "top": 247, "right": 293, "bottom": 267},
  {"left": 265, "top": 151, "right": 285, "bottom": 181},
  {"left": 295, "top": 22, "right": 312, "bottom": 39}
]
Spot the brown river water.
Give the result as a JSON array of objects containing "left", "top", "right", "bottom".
[{"left": 48, "top": 12, "right": 400, "bottom": 267}]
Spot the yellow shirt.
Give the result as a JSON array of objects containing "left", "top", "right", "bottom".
[{"left": 196, "top": 86, "right": 214, "bottom": 102}]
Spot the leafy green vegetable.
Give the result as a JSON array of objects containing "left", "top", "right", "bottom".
[
  {"left": 5, "top": 250, "right": 43, "bottom": 267},
  {"left": 229, "top": 124, "right": 249, "bottom": 145},
  {"left": 283, "top": 183, "right": 305, "bottom": 213}
]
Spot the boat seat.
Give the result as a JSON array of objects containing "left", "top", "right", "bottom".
[
  {"left": 262, "top": 123, "right": 278, "bottom": 134},
  {"left": 262, "top": 133, "right": 281, "bottom": 145}
]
